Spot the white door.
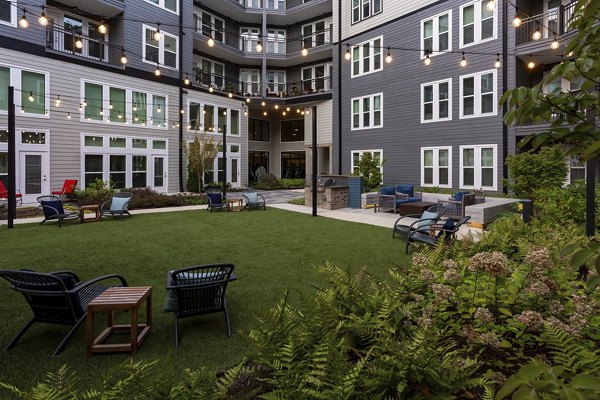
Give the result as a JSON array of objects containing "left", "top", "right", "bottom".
[
  {"left": 19, "top": 152, "right": 49, "bottom": 203},
  {"left": 152, "top": 155, "right": 167, "bottom": 192},
  {"left": 229, "top": 157, "right": 241, "bottom": 188}
]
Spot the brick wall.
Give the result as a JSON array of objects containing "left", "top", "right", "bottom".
[{"left": 305, "top": 186, "right": 348, "bottom": 210}]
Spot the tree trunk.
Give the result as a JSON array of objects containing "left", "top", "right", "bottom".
[{"left": 197, "top": 171, "right": 203, "bottom": 193}]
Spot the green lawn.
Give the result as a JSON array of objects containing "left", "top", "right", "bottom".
[{"left": 0, "top": 208, "right": 409, "bottom": 390}]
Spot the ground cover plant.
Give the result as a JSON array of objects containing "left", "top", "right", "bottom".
[{"left": 0, "top": 208, "right": 407, "bottom": 393}]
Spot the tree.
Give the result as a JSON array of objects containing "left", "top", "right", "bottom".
[
  {"left": 500, "top": 0, "right": 599, "bottom": 235},
  {"left": 355, "top": 152, "right": 384, "bottom": 192},
  {"left": 185, "top": 132, "right": 220, "bottom": 192}
]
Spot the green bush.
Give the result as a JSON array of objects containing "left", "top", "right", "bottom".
[
  {"left": 535, "top": 181, "right": 600, "bottom": 228},
  {"left": 253, "top": 174, "right": 305, "bottom": 190},
  {"left": 128, "top": 188, "right": 186, "bottom": 209},
  {"left": 186, "top": 166, "right": 199, "bottom": 192},
  {"left": 355, "top": 152, "right": 383, "bottom": 192},
  {"left": 74, "top": 178, "right": 115, "bottom": 206},
  {"left": 288, "top": 197, "right": 305, "bottom": 205}
]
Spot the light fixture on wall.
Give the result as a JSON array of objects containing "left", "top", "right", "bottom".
[
  {"left": 19, "top": 10, "right": 28, "bottom": 28},
  {"left": 494, "top": 54, "right": 501, "bottom": 68}
]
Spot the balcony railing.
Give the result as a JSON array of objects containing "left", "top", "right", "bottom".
[
  {"left": 46, "top": 24, "right": 123, "bottom": 66},
  {"left": 192, "top": 69, "right": 332, "bottom": 98},
  {"left": 516, "top": 1, "right": 577, "bottom": 45}
]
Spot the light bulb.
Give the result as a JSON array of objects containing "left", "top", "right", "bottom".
[
  {"left": 135, "top": 114, "right": 138, "bottom": 122},
  {"left": 153, "top": 26, "right": 161, "bottom": 41},
  {"left": 207, "top": 36, "right": 215, "bottom": 47},
  {"left": 83, "top": 99, "right": 87, "bottom": 107},
  {"left": 301, "top": 46, "right": 308, "bottom": 56},
  {"left": 67, "top": 112, "right": 71, "bottom": 119},
  {"left": 528, "top": 59, "right": 535, "bottom": 69},
  {"left": 460, "top": 53, "right": 467, "bottom": 67},
  {"left": 184, "top": 74, "right": 190, "bottom": 85},
  {"left": 180, "top": 108, "right": 184, "bottom": 114},
  {"left": 75, "top": 37, "right": 83, "bottom": 49},
  {"left": 263, "top": 111, "right": 267, "bottom": 116},
  {"left": 19, "top": 13, "right": 28, "bottom": 28},
  {"left": 155, "top": 65, "right": 161, "bottom": 76},
  {"left": 38, "top": 12, "right": 48, "bottom": 26},
  {"left": 133, "top": 104, "right": 137, "bottom": 111},
  {"left": 157, "top": 106, "right": 161, "bottom": 113},
  {"left": 256, "top": 42, "right": 263, "bottom": 52},
  {"left": 385, "top": 47, "right": 392, "bottom": 63},
  {"left": 120, "top": 52, "right": 128, "bottom": 65},
  {"left": 424, "top": 54, "right": 431, "bottom": 65},
  {"left": 98, "top": 20, "right": 107, "bottom": 34},
  {"left": 55, "top": 95, "right": 61, "bottom": 106},
  {"left": 28, "top": 92, "right": 34, "bottom": 102},
  {"left": 209, "top": 86, "right": 214, "bottom": 93},
  {"left": 118, "top": 113, "right": 122, "bottom": 119},
  {"left": 228, "top": 91, "right": 233, "bottom": 98},
  {"left": 20, "top": 107, "right": 24, "bottom": 113},
  {"left": 261, "top": 101, "right": 266, "bottom": 106},
  {"left": 274, "top": 104, "right": 279, "bottom": 110},
  {"left": 244, "top": 110, "right": 247, "bottom": 116},
  {"left": 532, "top": 28, "right": 542, "bottom": 41},
  {"left": 486, "top": 0, "right": 496, "bottom": 11},
  {"left": 79, "top": 104, "right": 82, "bottom": 111},
  {"left": 344, "top": 49, "right": 351, "bottom": 60},
  {"left": 494, "top": 57, "right": 501, "bottom": 69},
  {"left": 551, "top": 37, "right": 560, "bottom": 50},
  {"left": 282, "top": 111, "right": 286, "bottom": 116},
  {"left": 512, "top": 16, "right": 522, "bottom": 27},
  {"left": 246, "top": 97, "right": 251, "bottom": 103}
]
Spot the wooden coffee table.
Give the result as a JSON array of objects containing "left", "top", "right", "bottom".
[
  {"left": 87, "top": 286, "right": 152, "bottom": 356},
  {"left": 398, "top": 201, "right": 436, "bottom": 216},
  {"left": 80, "top": 204, "right": 100, "bottom": 223},
  {"left": 226, "top": 197, "right": 243, "bottom": 212}
]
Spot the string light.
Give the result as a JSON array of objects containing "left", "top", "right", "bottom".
[
  {"left": 19, "top": 10, "right": 28, "bottom": 28},
  {"left": 38, "top": 8, "right": 48, "bottom": 26},
  {"left": 153, "top": 23, "right": 161, "bottom": 41},
  {"left": 494, "top": 54, "right": 501, "bottom": 68},
  {"left": 424, "top": 53, "right": 431, "bottom": 65},
  {"left": 460, "top": 52, "right": 467, "bottom": 67},
  {"left": 157, "top": 105, "right": 162, "bottom": 113},
  {"left": 512, "top": 16, "right": 522, "bottom": 27},
  {"left": 55, "top": 95, "right": 61, "bottom": 106},
  {"left": 282, "top": 111, "right": 286, "bottom": 116},
  {"left": 98, "top": 18, "right": 107, "bottom": 35},
  {"left": 184, "top": 73, "right": 190, "bottom": 85},
  {"left": 209, "top": 86, "right": 214, "bottom": 93},
  {"left": 527, "top": 55, "right": 535, "bottom": 69},
  {"left": 385, "top": 47, "right": 392, "bottom": 63},
  {"left": 75, "top": 37, "right": 83, "bottom": 49},
  {"left": 228, "top": 91, "right": 233, "bottom": 98},
  {"left": 83, "top": 98, "right": 87, "bottom": 107},
  {"left": 133, "top": 103, "right": 137, "bottom": 111},
  {"left": 344, "top": 45, "right": 351, "bottom": 61},
  {"left": 256, "top": 41, "right": 263, "bottom": 53},
  {"left": 246, "top": 97, "right": 251, "bottom": 103},
  {"left": 28, "top": 92, "right": 34, "bottom": 102},
  {"left": 120, "top": 49, "right": 128, "bottom": 65},
  {"left": 532, "top": 25, "right": 542, "bottom": 40},
  {"left": 551, "top": 36, "right": 560, "bottom": 50},
  {"left": 263, "top": 111, "right": 267, "bottom": 116},
  {"left": 20, "top": 107, "right": 24, "bottom": 113},
  {"left": 301, "top": 45, "right": 308, "bottom": 56},
  {"left": 67, "top": 112, "right": 71, "bottom": 119},
  {"left": 44, "top": 109, "right": 48, "bottom": 116},
  {"left": 154, "top": 64, "right": 161, "bottom": 76},
  {"left": 274, "top": 104, "right": 279, "bottom": 110},
  {"left": 207, "top": 35, "right": 215, "bottom": 47},
  {"left": 180, "top": 107, "right": 184, "bottom": 114},
  {"left": 486, "top": 0, "right": 496, "bottom": 11},
  {"left": 79, "top": 103, "right": 82, "bottom": 111}
]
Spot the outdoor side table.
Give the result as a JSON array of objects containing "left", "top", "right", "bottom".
[
  {"left": 226, "top": 197, "right": 243, "bottom": 212},
  {"left": 80, "top": 204, "right": 100, "bottom": 223},
  {"left": 87, "top": 286, "right": 152, "bottom": 356}
]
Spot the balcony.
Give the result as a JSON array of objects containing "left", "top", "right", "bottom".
[
  {"left": 54, "top": 0, "right": 124, "bottom": 18},
  {"left": 516, "top": 2, "right": 577, "bottom": 46}
]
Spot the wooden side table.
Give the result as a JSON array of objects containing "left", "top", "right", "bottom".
[
  {"left": 226, "top": 197, "right": 243, "bottom": 212},
  {"left": 87, "top": 286, "right": 152, "bottom": 356},
  {"left": 80, "top": 204, "right": 100, "bottom": 223}
]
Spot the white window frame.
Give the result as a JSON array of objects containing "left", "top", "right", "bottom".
[
  {"left": 0, "top": 0, "right": 17, "bottom": 27},
  {"left": 351, "top": 0, "right": 383, "bottom": 24},
  {"left": 187, "top": 100, "right": 242, "bottom": 137},
  {"left": 196, "top": 58, "right": 225, "bottom": 89},
  {"left": 421, "top": 78, "right": 452, "bottom": 123},
  {"left": 567, "top": 155, "right": 586, "bottom": 184},
  {"left": 80, "top": 79, "right": 168, "bottom": 129},
  {"left": 459, "top": 69, "right": 497, "bottom": 119},
  {"left": 266, "top": 0, "right": 285, "bottom": 10},
  {"left": 301, "top": 63, "right": 331, "bottom": 93},
  {"left": 266, "top": 29, "right": 286, "bottom": 54},
  {"left": 240, "top": 27, "right": 260, "bottom": 53},
  {"left": 351, "top": 36, "right": 383, "bottom": 78},
  {"left": 240, "top": 69, "right": 261, "bottom": 95},
  {"left": 266, "top": 70, "right": 286, "bottom": 95},
  {"left": 142, "top": 0, "right": 178, "bottom": 15},
  {"left": 200, "top": 12, "right": 224, "bottom": 43},
  {"left": 459, "top": 0, "right": 497, "bottom": 48},
  {"left": 351, "top": 93, "right": 383, "bottom": 130},
  {"left": 142, "top": 24, "right": 179, "bottom": 70},
  {"left": 302, "top": 18, "right": 331, "bottom": 49},
  {"left": 459, "top": 144, "right": 497, "bottom": 190},
  {"left": 0, "top": 63, "right": 50, "bottom": 118},
  {"left": 80, "top": 133, "right": 169, "bottom": 190},
  {"left": 351, "top": 149, "right": 383, "bottom": 177},
  {"left": 421, "top": 146, "right": 452, "bottom": 188},
  {"left": 420, "top": 10, "right": 452, "bottom": 59}
]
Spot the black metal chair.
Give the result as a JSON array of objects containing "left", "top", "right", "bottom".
[
  {"left": 0, "top": 270, "right": 127, "bottom": 357},
  {"left": 37, "top": 195, "right": 80, "bottom": 227},
  {"left": 101, "top": 192, "right": 133, "bottom": 220},
  {"left": 165, "top": 264, "right": 236, "bottom": 347},
  {"left": 405, "top": 216, "right": 471, "bottom": 254},
  {"left": 392, "top": 205, "right": 446, "bottom": 240},
  {"left": 206, "top": 191, "right": 227, "bottom": 212}
]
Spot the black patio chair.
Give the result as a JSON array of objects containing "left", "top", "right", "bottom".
[
  {"left": 405, "top": 216, "right": 472, "bottom": 254},
  {"left": 0, "top": 269, "right": 127, "bottom": 357},
  {"left": 392, "top": 205, "right": 446, "bottom": 240},
  {"left": 164, "top": 264, "right": 236, "bottom": 347},
  {"left": 206, "top": 191, "right": 227, "bottom": 212},
  {"left": 37, "top": 195, "right": 80, "bottom": 227}
]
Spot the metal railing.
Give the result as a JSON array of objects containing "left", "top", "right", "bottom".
[
  {"left": 191, "top": 69, "right": 332, "bottom": 98},
  {"left": 45, "top": 24, "right": 122, "bottom": 66},
  {"left": 516, "top": 2, "right": 577, "bottom": 45}
]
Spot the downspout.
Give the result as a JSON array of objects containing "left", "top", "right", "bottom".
[
  {"left": 502, "top": 0, "right": 508, "bottom": 194},
  {"left": 178, "top": 0, "right": 184, "bottom": 192},
  {"left": 337, "top": 0, "right": 342, "bottom": 175}
]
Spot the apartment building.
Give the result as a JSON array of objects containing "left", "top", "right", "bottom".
[
  {"left": 332, "top": 0, "right": 594, "bottom": 194},
  {"left": 0, "top": 0, "right": 334, "bottom": 203}
]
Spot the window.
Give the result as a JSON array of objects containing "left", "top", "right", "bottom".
[
  {"left": 143, "top": 0, "right": 177, "bottom": 14},
  {"left": 61, "top": 14, "right": 107, "bottom": 60},
  {"left": 201, "top": 12, "right": 224, "bottom": 43},
  {"left": 133, "top": 91, "right": 147, "bottom": 125},
  {"left": 249, "top": 118, "right": 269, "bottom": 141},
  {"left": 0, "top": 65, "right": 49, "bottom": 116},
  {"left": 249, "top": 151, "right": 269, "bottom": 182},
  {"left": 240, "top": 27, "right": 260, "bottom": 52},
  {"left": 351, "top": 150, "right": 383, "bottom": 176},
  {"left": 351, "top": 0, "right": 382, "bottom": 24},
  {"left": 281, "top": 152, "right": 305, "bottom": 179},
  {"left": 302, "top": 19, "right": 331, "bottom": 49},
  {"left": 460, "top": 70, "right": 496, "bottom": 118},
  {"left": 109, "top": 87, "right": 126, "bottom": 123},
  {"left": 243, "top": 0, "right": 262, "bottom": 8},
  {"left": 267, "top": 30, "right": 285, "bottom": 54},
  {"left": 460, "top": 0, "right": 496, "bottom": 48},
  {"left": 351, "top": 93, "right": 382, "bottom": 130},
  {"left": 351, "top": 37, "right": 382, "bottom": 77},
  {"left": 197, "top": 58, "right": 224, "bottom": 88},
  {"left": 187, "top": 101, "right": 241, "bottom": 135},
  {"left": 568, "top": 155, "right": 586, "bottom": 183},
  {"left": 281, "top": 119, "right": 304, "bottom": 142},
  {"left": 143, "top": 25, "right": 178, "bottom": 69},
  {"left": 421, "top": 79, "right": 452, "bottom": 123},
  {"left": 84, "top": 154, "right": 103, "bottom": 187},
  {"left": 421, "top": 147, "right": 452, "bottom": 187},
  {"left": 421, "top": 11, "right": 451, "bottom": 58},
  {"left": 302, "top": 64, "right": 331, "bottom": 93},
  {"left": 240, "top": 69, "right": 260, "bottom": 95},
  {"left": 152, "top": 95, "right": 166, "bottom": 127},
  {"left": 0, "top": 0, "right": 16, "bottom": 27},
  {"left": 266, "top": 0, "right": 285, "bottom": 9},
  {"left": 84, "top": 82, "right": 103, "bottom": 121},
  {"left": 21, "top": 131, "right": 46, "bottom": 145},
  {"left": 267, "top": 71, "right": 286, "bottom": 95},
  {"left": 460, "top": 145, "right": 497, "bottom": 190},
  {"left": 0, "top": 66, "right": 8, "bottom": 111}
]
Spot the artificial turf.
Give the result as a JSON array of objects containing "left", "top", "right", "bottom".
[{"left": 0, "top": 208, "right": 410, "bottom": 390}]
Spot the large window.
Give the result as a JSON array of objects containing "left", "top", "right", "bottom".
[
  {"left": 351, "top": 36, "right": 383, "bottom": 77},
  {"left": 351, "top": 93, "right": 382, "bottom": 130},
  {"left": 82, "top": 134, "right": 168, "bottom": 190},
  {"left": 281, "top": 119, "right": 304, "bottom": 142},
  {"left": 240, "top": 69, "right": 261, "bottom": 95},
  {"left": 267, "top": 29, "right": 285, "bottom": 54},
  {"left": 460, "top": 145, "right": 497, "bottom": 190},
  {"left": 187, "top": 101, "right": 241, "bottom": 135},
  {"left": 196, "top": 58, "right": 224, "bottom": 89},
  {"left": 248, "top": 118, "right": 269, "bottom": 141},
  {"left": 84, "top": 83, "right": 103, "bottom": 121},
  {"left": 0, "top": 0, "right": 16, "bottom": 27},
  {"left": 249, "top": 151, "right": 269, "bottom": 182},
  {"left": 240, "top": 27, "right": 260, "bottom": 52},
  {"left": 351, "top": 0, "right": 382, "bottom": 24},
  {"left": 421, "top": 147, "right": 452, "bottom": 187},
  {"left": 143, "top": 0, "right": 177, "bottom": 14},
  {"left": 302, "top": 64, "right": 331, "bottom": 93},
  {"left": 143, "top": 25, "right": 178, "bottom": 69},
  {"left": 421, "top": 11, "right": 451, "bottom": 58},
  {"left": 568, "top": 155, "right": 586, "bottom": 183},
  {"left": 351, "top": 150, "right": 383, "bottom": 176},
  {"left": 421, "top": 79, "right": 451, "bottom": 123},
  {"left": 302, "top": 19, "right": 330, "bottom": 49},
  {"left": 266, "top": 0, "right": 285, "bottom": 9},
  {"left": 201, "top": 12, "right": 224, "bottom": 43},
  {"left": 460, "top": 0, "right": 496, "bottom": 48},
  {"left": 281, "top": 151, "right": 305, "bottom": 179},
  {"left": 0, "top": 65, "right": 49, "bottom": 116},
  {"left": 267, "top": 71, "right": 286, "bottom": 95},
  {"left": 460, "top": 70, "right": 496, "bottom": 118}
]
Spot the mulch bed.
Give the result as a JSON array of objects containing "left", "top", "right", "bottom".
[{"left": 0, "top": 207, "right": 44, "bottom": 220}]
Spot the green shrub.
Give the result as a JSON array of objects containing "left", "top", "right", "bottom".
[
  {"left": 74, "top": 178, "right": 115, "bottom": 206},
  {"left": 128, "top": 188, "right": 186, "bottom": 209},
  {"left": 253, "top": 175, "right": 305, "bottom": 190},
  {"left": 535, "top": 181, "right": 600, "bottom": 228},
  {"left": 186, "top": 166, "right": 199, "bottom": 192},
  {"left": 354, "top": 152, "right": 383, "bottom": 192},
  {"left": 288, "top": 197, "right": 305, "bottom": 205}
]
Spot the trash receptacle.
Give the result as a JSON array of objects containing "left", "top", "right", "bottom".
[{"left": 521, "top": 199, "right": 533, "bottom": 224}]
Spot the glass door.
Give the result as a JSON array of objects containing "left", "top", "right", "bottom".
[
  {"left": 19, "top": 152, "right": 49, "bottom": 203},
  {"left": 228, "top": 157, "right": 240, "bottom": 188},
  {"left": 152, "top": 155, "right": 167, "bottom": 192}
]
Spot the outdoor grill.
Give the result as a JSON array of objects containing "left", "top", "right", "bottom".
[{"left": 316, "top": 178, "right": 335, "bottom": 206}]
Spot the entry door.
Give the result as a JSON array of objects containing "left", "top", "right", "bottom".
[
  {"left": 152, "top": 156, "right": 167, "bottom": 192},
  {"left": 19, "top": 152, "right": 49, "bottom": 203},
  {"left": 228, "top": 157, "right": 241, "bottom": 188},
  {"left": 544, "top": 0, "right": 561, "bottom": 38}
]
